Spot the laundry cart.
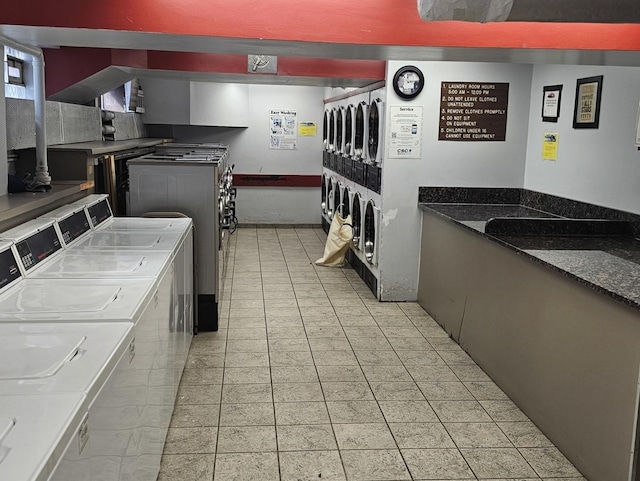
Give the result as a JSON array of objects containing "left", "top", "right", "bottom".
[{"left": 128, "top": 144, "right": 231, "bottom": 331}]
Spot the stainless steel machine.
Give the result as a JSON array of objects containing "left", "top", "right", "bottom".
[{"left": 128, "top": 143, "right": 233, "bottom": 331}]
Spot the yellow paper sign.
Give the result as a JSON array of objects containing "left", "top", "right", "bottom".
[
  {"left": 542, "top": 132, "right": 559, "bottom": 161},
  {"left": 299, "top": 122, "right": 317, "bottom": 137}
]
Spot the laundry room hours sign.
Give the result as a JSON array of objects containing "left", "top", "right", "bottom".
[
  {"left": 439, "top": 82, "right": 509, "bottom": 141},
  {"left": 270, "top": 109, "right": 298, "bottom": 149}
]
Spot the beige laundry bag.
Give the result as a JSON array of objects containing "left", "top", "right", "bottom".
[{"left": 316, "top": 214, "right": 353, "bottom": 267}]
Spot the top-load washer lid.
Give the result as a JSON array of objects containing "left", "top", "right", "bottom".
[
  {"left": 97, "top": 217, "right": 192, "bottom": 232},
  {"left": 25, "top": 250, "right": 171, "bottom": 279},
  {"left": 0, "top": 392, "right": 87, "bottom": 481},
  {"left": 38, "top": 205, "right": 92, "bottom": 247},
  {"left": 0, "top": 219, "right": 63, "bottom": 273},
  {"left": 0, "top": 277, "right": 154, "bottom": 322},
  {"left": 70, "top": 231, "right": 182, "bottom": 252},
  {"left": 0, "top": 241, "right": 22, "bottom": 294},
  {"left": 0, "top": 333, "right": 86, "bottom": 380},
  {"left": 0, "top": 322, "right": 133, "bottom": 399}
]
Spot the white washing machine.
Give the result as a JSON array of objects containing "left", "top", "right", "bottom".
[
  {"left": 353, "top": 92, "right": 370, "bottom": 162},
  {"left": 0, "top": 241, "right": 172, "bottom": 481},
  {"left": 0, "top": 322, "right": 152, "bottom": 481},
  {"left": 0, "top": 392, "right": 90, "bottom": 481},
  {"left": 368, "top": 94, "right": 385, "bottom": 167},
  {"left": 0, "top": 219, "right": 64, "bottom": 276},
  {"left": 70, "top": 229, "right": 185, "bottom": 254},
  {"left": 38, "top": 204, "right": 92, "bottom": 248},
  {"left": 73, "top": 194, "right": 193, "bottom": 233}
]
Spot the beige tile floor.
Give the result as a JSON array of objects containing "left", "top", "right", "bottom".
[{"left": 157, "top": 227, "right": 586, "bottom": 481}]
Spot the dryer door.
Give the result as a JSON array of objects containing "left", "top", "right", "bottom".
[
  {"left": 364, "top": 200, "right": 376, "bottom": 264},
  {"left": 354, "top": 102, "right": 368, "bottom": 161},
  {"left": 368, "top": 100, "right": 380, "bottom": 164},
  {"left": 321, "top": 175, "right": 327, "bottom": 214},
  {"left": 343, "top": 188, "right": 351, "bottom": 218},
  {"left": 323, "top": 110, "right": 329, "bottom": 150},
  {"left": 336, "top": 108, "right": 344, "bottom": 154},
  {"left": 329, "top": 110, "right": 336, "bottom": 152},
  {"left": 344, "top": 105, "right": 354, "bottom": 157},
  {"left": 334, "top": 184, "right": 342, "bottom": 218},
  {"left": 352, "top": 192, "right": 362, "bottom": 249}
]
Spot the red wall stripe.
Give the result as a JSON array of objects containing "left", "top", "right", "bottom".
[
  {"left": 234, "top": 174, "right": 321, "bottom": 188},
  {"left": 6, "top": 0, "right": 640, "bottom": 52}
]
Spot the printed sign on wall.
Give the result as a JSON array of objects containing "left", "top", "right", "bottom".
[
  {"left": 387, "top": 105, "right": 423, "bottom": 159},
  {"left": 439, "top": 82, "right": 509, "bottom": 141},
  {"left": 270, "top": 109, "right": 298, "bottom": 149}
]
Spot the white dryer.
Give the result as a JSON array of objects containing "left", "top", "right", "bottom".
[
  {"left": 344, "top": 103, "right": 356, "bottom": 159},
  {"left": 342, "top": 185, "right": 352, "bottom": 219},
  {"left": 353, "top": 93, "right": 370, "bottom": 162},
  {"left": 328, "top": 107, "right": 337, "bottom": 152},
  {"left": 336, "top": 104, "right": 346, "bottom": 156},
  {"left": 334, "top": 181, "right": 344, "bottom": 218},
  {"left": 322, "top": 109, "right": 330, "bottom": 151},
  {"left": 351, "top": 190, "right": 365, "bottom": 251},
  {"left": 321, "top": 173, "right": 329, "bottom": 217},
  {"left": 0, "top": 393, "right": 90, "bottom": 481},
  {"left": 364, "top": 198, "right": 381, "bottom": 266},
  {"left": 328, "top": 177, "right": 338, "bottom": 220},
  {"left": 368, "top": 95, "right": 385, "bottom": 166}
]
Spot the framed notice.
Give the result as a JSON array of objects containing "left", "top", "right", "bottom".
[
  {"left": 388, "top": 105, "right": 423, "bottom": 159},
  {"left": 542, "top": 85, "right": 562, "bottom": 122},
  {"left": 270, "top": 109, "right": 298, "bottom": 149},
  {"left": 572, "top": 76, "right": 603, "bottom": 129}
]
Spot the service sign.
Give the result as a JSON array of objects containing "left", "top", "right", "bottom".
[{"left": 388, "top": 105, "right": 423, "bottom": 159}]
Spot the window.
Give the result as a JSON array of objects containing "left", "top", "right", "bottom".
[{"left": 6, "top": 56, "right": 24, "bottom": 85}]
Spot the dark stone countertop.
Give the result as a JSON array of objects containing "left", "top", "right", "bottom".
[{"left": 419, "top": 202, "right": 640, "bottom": 311}]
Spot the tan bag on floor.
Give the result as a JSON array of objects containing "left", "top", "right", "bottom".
[{"left": 316, "top": 214, "right": 353, "bottom": 267}]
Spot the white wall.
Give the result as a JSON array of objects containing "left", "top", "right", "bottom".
[
  {"left": 146, "top": 83, "right": 325, "bottom": 224},
  {"left": 524, "top": 64, "right": 640, "bottom": 214},
  {"left": 379, "top": 60, "right": 533, "bottom": 300}
]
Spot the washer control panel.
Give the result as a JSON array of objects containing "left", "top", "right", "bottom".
[
  {"left": 58, "top": 210, "right": 91, "bottom": 245},
  {"left": 0, "top": 246, "right": 21, "bottom": 290},
  {"left": 15, "top": 226, "right": 63, "bottom": 271},
  {"left": 87, "top": 198, "right": 113, "bottom": 227}
]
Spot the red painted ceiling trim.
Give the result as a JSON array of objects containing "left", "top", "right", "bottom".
[
  {"left": 6, "top": 0, "right": 640, "bottom": 51},
  {"left": 111, "top": 49, "right": 148, "bottom": 69},
  {"left": 147, "top": 51, "right": 247, "bottom": 74}
]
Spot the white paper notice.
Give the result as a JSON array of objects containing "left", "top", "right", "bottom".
[
  {"left": 388, "top": 105, "right": 423, "bottom": 159},
  {"left": 270, "top": 109, "right": 298, "bottom": 150}
]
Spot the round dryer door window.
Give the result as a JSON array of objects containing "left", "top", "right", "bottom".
[
  {"left": 336, "top": 109, "right": 343, "bottom": 154},
  {"left": 352, "top": 193, "right": 361, "bottom": 245},
  {"left": 368, "top": 102, "right": 380, "bottom": 162},
  {"left": 321, "top": 176, "right": 327, "bottom": 213},
  {"left": 334, "top": 186, "right": 341, "bottom": 218},
  {"left": 323, "top": 111, "right": 329, "bottom": 149},
  {"left": 354, "top": 104, "right": 365, "bottom": 159},
  {"left": 345, "top": 106, "right": 353, "bottom": 156},
  {"left": 364, "top": 201, "right": 376, "bottom": 264},
  {"left": 329, "top": 110, "right": 336, "bottom": 151},
  {"left": 343, "top": 189, "right": 351, "bottom": 218}
]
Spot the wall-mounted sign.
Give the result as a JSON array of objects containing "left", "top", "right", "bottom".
[
  {"left": 542, "top": 132, "right": 559, "bottom": 161},
  {"left": 542, "top": 84, "right": 563, "bottom": 122},
  {"left": 298, "top": 121, "right": 317, "bottom": 137},
  {"left": 387, "top": 105, "right": 423, "bottom": 159},
  {"left": 270, "top": 109, "right": 298, "bottom": 149},
  {"left": 439, "top": 82, "right": 509, "bottom": 141}
]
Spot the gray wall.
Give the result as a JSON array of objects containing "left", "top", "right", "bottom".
[
  {"left": 146, "top": 83, "right": 325, "bottom": 224},
  {"left": 378, "top": 60, "right": 533, "bottom": 300},
  {"left": 524, "top": 64, "right": 640, "bottom": 214}
]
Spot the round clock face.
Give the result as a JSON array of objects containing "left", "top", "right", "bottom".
[{"left": 393, "top": 66, "right": 424, "bottom": 99}]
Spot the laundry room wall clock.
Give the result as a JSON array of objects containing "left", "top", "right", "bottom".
[{"left": 393, "top": 66, "right": 425, "bottom": 99}]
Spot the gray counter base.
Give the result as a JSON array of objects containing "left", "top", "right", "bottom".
[{"left": 419, "top": 210, "right": 640, "bottom": 481}]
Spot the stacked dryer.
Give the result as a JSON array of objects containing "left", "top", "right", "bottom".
[{"left": 321, "top": 85, "right": 385, "bottom": 297}]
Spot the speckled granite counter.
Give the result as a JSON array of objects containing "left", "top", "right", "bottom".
[{"left": 419, "top": 199, "right": 640, "bottom": 311}]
